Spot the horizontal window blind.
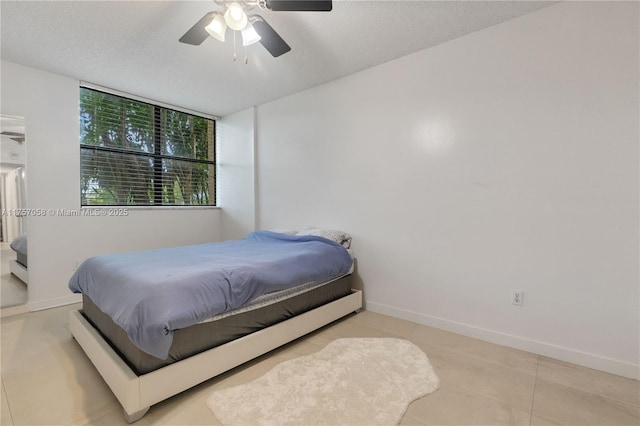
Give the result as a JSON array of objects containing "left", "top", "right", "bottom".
[{"left": 80, "top": 87, "right": 216, "bottom": 206}]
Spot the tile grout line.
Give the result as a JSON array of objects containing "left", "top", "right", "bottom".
[
  {"left": 1, "top": 373, "right": 15, "bottom": 426},
  {"left": 535, "top": 357, "right": 640, "bottom": 409},
  {"left": 439, "top": 377, "right": 535, "bottom": 418},
  {"left": 534, "top": 376, "right": 640, "bottom": 410},
  {"left": 529, "top": 355, "right": 541, "bottom": 426},
  {"left": 399, "top": 328, "right": 542, "bottom": 378}
]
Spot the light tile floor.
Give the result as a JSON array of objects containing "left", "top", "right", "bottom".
[{"left": 0, "top": 304, "right": 638, "bottom": 425}]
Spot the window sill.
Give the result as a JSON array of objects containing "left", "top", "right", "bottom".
[{"left": 81, "top": 206, "right": 220, "bottom": 211}]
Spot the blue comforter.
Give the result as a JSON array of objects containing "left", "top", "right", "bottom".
[{"left": 69, "top": 231, "right": 352, "bottom": 359}]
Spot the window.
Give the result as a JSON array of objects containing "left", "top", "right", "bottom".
[{"left": 79, "top": 87, "right": 215, "bottom": 206}]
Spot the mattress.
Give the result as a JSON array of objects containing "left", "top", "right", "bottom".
[
  {"left": 16, "top": 252, "right": 27, "bottom": 268},
  {"left": 70, "top": 231, "right": 353, "bottom": 359},
  {"left": 10, "top": 234, "right": 27, "bottom": 267},
  {"left": 81, "top": 274, "right": 353, "bottom": 375}
]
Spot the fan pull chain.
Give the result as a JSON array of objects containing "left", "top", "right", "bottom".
[
  {"left": 231, "top": 31, "right": 249, "bottom": 64},
  {"left": 233, "top": 32, "right": 237, "bottom": 61}
]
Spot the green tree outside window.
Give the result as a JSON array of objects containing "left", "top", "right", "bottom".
[{"left": 79, "top": 87, "right": 215, "bottom": 206}]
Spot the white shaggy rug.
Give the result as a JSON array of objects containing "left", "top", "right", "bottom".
[{"left": 206, "top": 338, "right": 440, "bottom": 425}]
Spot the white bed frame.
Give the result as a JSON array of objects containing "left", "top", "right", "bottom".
[
  {"left": 69, "top": 289, "right": 362, "bottom": 423},
  {"left": 9, "top": 259, "right": 28, "bottom": 284}
]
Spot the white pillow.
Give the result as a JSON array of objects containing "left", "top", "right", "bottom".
[
  {"left": 296, "top": 227, "right": 352, "bottom": 249},
  {"left": 268, "top": 229, "right": 298, "bottom": 236}
]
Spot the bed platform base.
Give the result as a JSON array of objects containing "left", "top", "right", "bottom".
[
  {"left": 69, "top": 289, "right": 363, "bottom": 423},
  {"left": 9, "top": 259, "right": 28, "bottom": 285}
]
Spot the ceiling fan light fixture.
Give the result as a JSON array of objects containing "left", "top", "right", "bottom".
[
  {"left": 224, "top": 2, "right": 248, "bottom": 31},
  {"left": 205, "top": 14, "right": 227, "bottom": 41},
  {"left": 179, "top": 1, "right": 334, "bottom": 56},
  {"left": 241, "top": 21, "right": 261, "bottom": 46}
]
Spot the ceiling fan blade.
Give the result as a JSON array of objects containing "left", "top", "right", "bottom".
[
  {"left": 179, "top": 12, "right": 215, "bottom": 45},
  {"left": 265, "top": 0, "right": 332, "bottom": 12},
  {"left": 251, "top": 16, "right": 291, "bottom": 57}
]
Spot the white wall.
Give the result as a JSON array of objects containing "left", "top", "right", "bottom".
[
  {"left": 255, "top": 2, "right": 639, "bottom": 378},
  {"left": 1, "top": 61, "right": 222, "bottom": 310},
  {"left": 217, "top": 107, "right": 256, "bottom": 241}
]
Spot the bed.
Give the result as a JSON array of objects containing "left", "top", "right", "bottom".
[
  {"left": 68, "top": 229, "right": 362, "bottom": 423},
  {"left": 9, "top": 233, "right": 28, "bottom": 284}
]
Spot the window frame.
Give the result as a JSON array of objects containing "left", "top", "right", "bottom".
[{"left": 79, "top": 85, "right": 217, "bottom": 207}]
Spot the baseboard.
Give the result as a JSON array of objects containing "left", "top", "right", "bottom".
[
  {"left": 366, "top": 300, "right": 639, "bottom": 380},
  {"left": 0, "top": 304, "right": 29, "bottom": 318},
  {"left": 28, "top": 294, "right": 82, "bottom": 312}
]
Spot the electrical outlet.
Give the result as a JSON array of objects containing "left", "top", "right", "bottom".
[{"left": 512, "top": 290, "right": 524, "bottom": 306}]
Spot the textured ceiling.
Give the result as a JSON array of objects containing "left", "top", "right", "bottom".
[{"left": 1, "top": 1, "right": 554, "bottom": 117}]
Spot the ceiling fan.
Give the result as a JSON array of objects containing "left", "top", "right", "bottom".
[{"left": 179, "top": 0, "right": 332, "bottom": 58}]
